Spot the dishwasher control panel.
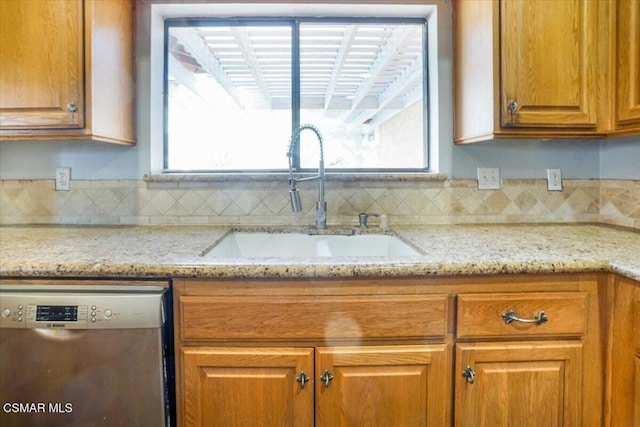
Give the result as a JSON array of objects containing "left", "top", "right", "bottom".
[{"left": 0, "top": 286, "right": 167, "bottom": 330}]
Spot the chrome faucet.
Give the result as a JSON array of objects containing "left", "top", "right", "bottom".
[{"left": 286, "top": 124, "right": 326, "bottom": 228}]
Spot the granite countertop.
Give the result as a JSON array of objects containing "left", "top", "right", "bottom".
[{"left": 0, "top": 224, "right": 638, "bottom": 281}]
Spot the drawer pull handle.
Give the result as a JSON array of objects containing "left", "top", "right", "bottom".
[
  {"left": 462, "top": 366, "right": 476, "bottom": 384},
  {"left": 502, "top": 310, "right": 548, "bottom": 325},
  {"left": 296, "top": 371, "right": 309, "bottom": 388},
  {"left": 320, "top": 370, "right": 334, "bottom": 387}
]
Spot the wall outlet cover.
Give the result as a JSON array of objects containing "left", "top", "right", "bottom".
[
  {"left": 477, "top": 167, "right": 501, "bottom": 190},
  {"left": 55, "top": 167, "right": 71, "bottom": 191},
  {"left": 547, "top": 168, "right": 563, "bottom": 191}
]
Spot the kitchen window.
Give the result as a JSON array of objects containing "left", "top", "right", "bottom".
[{"left": 164, "top": 17, "right": 429, "bottom": 173}]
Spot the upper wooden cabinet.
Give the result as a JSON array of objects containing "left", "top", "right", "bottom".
[
  {"left": 500, "top": 0, "right": 598, "bottom": 131},
  {"left": 612, "top": 0, "right": 640, "bottom": 135},
  {"left": 0, "top": 1, "right": 83, "bottom": 130},
  {"left": 453, "top": 0, "right": 640, "bottom": 143},
  {"left": 0, "top": 0, "right": 135, "bottom": 144}
]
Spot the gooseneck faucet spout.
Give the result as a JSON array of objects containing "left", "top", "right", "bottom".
[{"left": 286, "top": 124, "right": 326, "bottom": 228}]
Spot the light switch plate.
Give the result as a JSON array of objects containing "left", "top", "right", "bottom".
[
  {"left": 477, "top": 168, "right": 501, "bottom": 190},
  {"left": 547, "top": 168, "right": 562, "bottom": 191}
]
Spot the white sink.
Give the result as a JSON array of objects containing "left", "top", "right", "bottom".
[{"left": 203, "top": 232, "right": 420, "bottom": 258}]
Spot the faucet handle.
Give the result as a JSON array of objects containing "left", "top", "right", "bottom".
[{"left": 358, "top": 212, "right": 379, "bottom": 228}]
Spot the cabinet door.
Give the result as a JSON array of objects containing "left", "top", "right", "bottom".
[
  {"left": 610, "top": 277, "right": 640, "bottom": 426},
  {"left": 316, "top": 344, "right": 451, "bottom": 426},
  {"left": 616, "top": 0, "right": 640, "bottom": 130},
  {"left": 455, "top": 341, "right": 582, "bottom": 427},
  {"left": 635, "top": 356, "right": 640, "bottom": 427},
  {"left": 500, "top": 0, "right": 597, "bottom": 129},
  {"left": 0, "top": 0, "right": 84, "bottom": 129},
  {"left": 181, "top": 347, "right": 314, "bottom": 427}
]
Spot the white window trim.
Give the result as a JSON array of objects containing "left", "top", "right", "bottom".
[{"left": 148, "top": 3, "right": 440, "bottom": 176}]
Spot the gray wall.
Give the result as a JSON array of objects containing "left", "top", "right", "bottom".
[
  {"left": 452, "top": 139, "right": 603, "bottom": 180},
  {"left": 599, "top": 136, "right": 640, "bottom": 180},
  {"left": 0, "top": 2, "right": 637, "bottom": 181}
]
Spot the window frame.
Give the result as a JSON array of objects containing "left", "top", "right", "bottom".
[{"left": 163, "top": 16, "right": 430, "bottom": 174}]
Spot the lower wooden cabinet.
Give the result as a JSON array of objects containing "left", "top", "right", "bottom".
[
  {"left": 455, "top": 341, "right": 583, "bottom": 426},
  {"left": 636, "top": 356, "right": 640, "bottom": 427},
  {"left": 454, "top": 290, "right": 590, "bottom": 427},
  {"left": 181, "top": 345, "right": 450, "bottom": 427},
  {"left": 609, "top": 276, "right": 640, "bottom": 425},
  {"left": 182, "top": 347, "right": 314, "bottom": 427},
  {"left": 174, "top": 274, "right": 609, "bottom": 426},
  {"left": 315, "top": 345, "right": 450, "bottom": 426}
]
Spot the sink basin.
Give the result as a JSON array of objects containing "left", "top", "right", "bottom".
[{"left": 203, "top": 232, "right": 421, "bottom": 258}]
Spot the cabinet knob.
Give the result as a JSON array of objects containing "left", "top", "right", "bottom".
[
  {"left": 462, "top": 366, "right": 476, "bottom": 384},
  {"left": 296, "top": 371, "right": 309, "bottom": 388},
  {"left": 507, "top": 100, "right": 518, "bottom": 113},
  {"left": 502, "top": 309, "right": 548, "bottom": 325},
  {"left": 320, "top": 369, "right": 334, "bottom": 387},
  {"left": 66, "top": 102, "right": 78, "bottom": 113}
]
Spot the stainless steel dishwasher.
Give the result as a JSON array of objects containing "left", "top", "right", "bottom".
[{"left": 0, "top": 279, "right": 175, "bottom": 427}]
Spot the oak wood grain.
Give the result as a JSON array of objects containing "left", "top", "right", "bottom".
[
  {"left": 0, "top": 0, "right": 134, "bottom": 144},
  {"left": 180, "top": 294, "right": 448, "bottom": 341},
  {"left": 456, "top": 292, "right": 587, "bottom": 339}
]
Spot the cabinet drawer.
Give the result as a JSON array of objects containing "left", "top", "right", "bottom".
[
  {"left": 180, "top": 294, "right": 448, "bottom": 341},
  {"left": 456, "top": 292, "right": 587, "bottom": 339}
]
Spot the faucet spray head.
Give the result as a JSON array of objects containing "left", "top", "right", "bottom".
[{"left": 289, "top": 187, "right": 303, "bottom": 213}]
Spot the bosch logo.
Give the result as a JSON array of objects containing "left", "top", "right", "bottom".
[{"left": 48, "top": 323, "right": 66, "bottom": 328}]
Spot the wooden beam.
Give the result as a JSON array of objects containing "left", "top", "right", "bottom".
[{"left": 171, "top": 27, "right": 246, "bottom": 108}]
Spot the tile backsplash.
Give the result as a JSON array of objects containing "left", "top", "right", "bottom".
[{"left": 1, "top": 178, "right": 638, "bottom": 229}]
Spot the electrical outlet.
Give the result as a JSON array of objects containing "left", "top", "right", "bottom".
[
  {"left": 547, "top": 168, "right": 562, "bottom": 191},
  {"left": 477, "top": 168, "right": 501, "bottom": 190},
  {"left": 55, "top": 167, "right": 71, "bottom": 191}
]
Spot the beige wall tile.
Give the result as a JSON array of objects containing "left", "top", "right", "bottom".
[{"left": 1, "top": 178, "right": 637, "bottom": 230}]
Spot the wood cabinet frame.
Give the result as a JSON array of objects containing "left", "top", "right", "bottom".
[
  {"left": 173, "top": 273, "right": 609, "bottom": 426},
  {"left": 611, "top": 0, "right": 640, "bottom": 134},
  {"left": 453, "top": 0, "right": 640, "bottom": 142},
  {"left": 0, "top": 0, "right": 135, "bottom": 144},
  {"left": 607, "top": 275, "right": 640, "bottom": 425}
]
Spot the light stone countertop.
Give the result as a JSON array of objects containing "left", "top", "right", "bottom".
[{"left": 0, "top": 224, "right": 638, "bottom": 281}]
